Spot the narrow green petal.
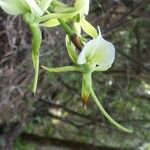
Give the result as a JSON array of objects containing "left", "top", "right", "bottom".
[
  {"left": 54, "top": 6, "right": 77, "bottom": 13},
  {"left": 80, "top": 18, "right": 98, "bottom": 38},
  {"left": 40, "top": 18, "right": 60, "bottom": 27},
  {"left": 74, "top": 0, "right": 89, "bottom": 15},
  {"left": 39, "top": 0, "right": 52, "bottom": 12},
  {"left": 30, "top": 24, "right": 42, "bottom": 93},
  {"left": 90, "top": 88, "right": 133, "bottom": 133},
  {"left": 65, "top": 35, "right": 78, "bottom": 64},
  {"left": 52, "top": 0, "right": 67, "bottom": 7},
  {"left": 73, "top": 22, "right": 81, "bottom": 36},
  {"left": 25, "top": 0, "right": 43, "bottom": 16},
  {"left": 42, "top": 66, "right": 81, "bottom": 72}
]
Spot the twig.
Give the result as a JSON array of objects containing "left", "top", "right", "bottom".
[{"left": 20, "top": 132, "right": 131, "bottom": 150}]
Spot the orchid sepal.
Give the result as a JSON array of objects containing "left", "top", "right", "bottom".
[
  {"left": 29, "top": 23, "right": 42, "bottom": 94},
  {"left": 41, "top": 66, "right": 82, "bottom": 73},
  {"left": 80, "top": 18, "right": 98, "bottom": 38},
  {"left": 65, "top": 35, "right": 78, "bottom": 64}
]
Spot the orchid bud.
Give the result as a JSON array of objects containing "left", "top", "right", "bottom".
[{"left": 77, "top": 27, "right": 115, "bottom": 71}]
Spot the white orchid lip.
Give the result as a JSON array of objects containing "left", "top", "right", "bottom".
[{"left": 77, "top": 27, "right": 115, "bottom": 71}]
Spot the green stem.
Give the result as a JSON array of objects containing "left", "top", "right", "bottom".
[
  {"left": 48, "top": 5, "right": 74, "bottom": 36},
  {"left": 90, "top": 88, "right": 133, "bottom": 133}
]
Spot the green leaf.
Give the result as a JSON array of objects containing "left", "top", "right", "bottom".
[
  {"left": 41, "top": 65, "right": 81, "bottom": 72},
  {"left": 65, "top": 35, "right": 78, "bottom": 64},
  {"left": 80, "top": 18, "right": 98, "bottom": 38},
  {"left": 29, "top": 23, "right": 42, "bottom": 93}
]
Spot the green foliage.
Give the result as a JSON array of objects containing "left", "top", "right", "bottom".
[{"left": 14, "top": 138, "right": 35, "bottom": 150}]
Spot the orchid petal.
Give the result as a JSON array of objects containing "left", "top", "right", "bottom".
[
  {"left": 90, "top": 38, "right": 115, "bottom": 68},
  {"left": 80, "top": 18, "right": 98, "bottom": 38},
  {"left": 95, "top": 65, "right": 111, "bottom": 71},
  {"left": 77, "top": 27, "right": 115, "bottom": 70},
  {"left": 40, "top": 18, "right": 60, "bottom": 27},
  {"left": 65, "top": 35, "right": 78, "bottom": 64},
  {"left": 25, "top": 0, "right": 43, "bottom": 16},
  {"left": 39, "top": 0, "right": 52, "bottom": 12},
  {"left": 42, "top": 66, "right": 81, "bottom": 72},
  {"left": 77, "top": 39, "right": 96, "bottom": 64},
  {"left": 0, "top": 0, "right": 29, "bottom": 15},
  {"left": 75, "top": 0, "right": 90, "bottom": 15}
]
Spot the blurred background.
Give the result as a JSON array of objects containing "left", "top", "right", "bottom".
[{"left": 0, "top": 0, "right": 150, "bottom": 150}]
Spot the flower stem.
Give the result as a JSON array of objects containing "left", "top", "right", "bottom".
[
  {"left": 48, "top": 5, "right": 74, "bottom": 36},
  {"left": 90, "top": 88, "right": 133, "bottom": 133},
  {"left": 47, "top": 5, "right": 82, "bottom": 51}
]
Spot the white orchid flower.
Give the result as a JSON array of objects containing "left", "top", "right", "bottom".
[
  {"left": 0, "top": 0, "right": 52, "bottom": 94},
  {"left": 42, "top": 28, "right": 133, "bottom": 133},
  {"left": 77, "top": 27, "right": 115, "bottom": 71},
  {"left": 0, "top": 0, "right": 52, "bottom": 16}
]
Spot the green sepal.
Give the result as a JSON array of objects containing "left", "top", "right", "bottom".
[
  {"left": 29, "top": 23, "right": 42, "bottom": 94},
  {"left": 65, "top": 35, "right": 78, "bottom": 64},
  {"left": 74, "top": 0, "right": 89, "bottom": 16},
  {"left": 80, "top": 18, "right": 98, "bottom": 38},
  {"left": 54, "top": 6, "right": 77, "bottom": 13},
  {"left": 51, "top": 0, "right": 67, "bottom": 8},
  {"left": 42, "top": 65, "right": 81, "bottom": 72},
  {"left": 82, "top": 73, "right": 92, "bottom": 106},
  {"left": 40, "top": 18, "right": 60, "bottom": 27},
  {"left": 39, "top": 0, "right": 52, "bottom": 12},
  {"left": 73, "top": 22, "right": 81, "bottom": 36}
]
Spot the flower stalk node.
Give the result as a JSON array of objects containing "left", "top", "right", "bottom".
[{"left": 70, "top": 33, "right": 83, "bottom": 52}]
